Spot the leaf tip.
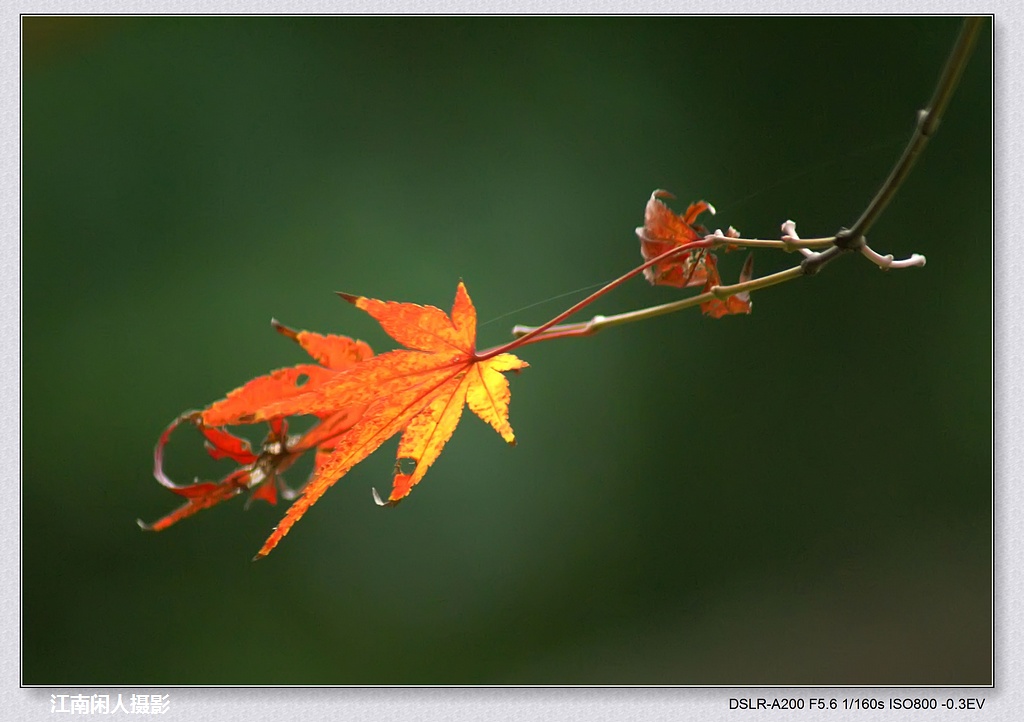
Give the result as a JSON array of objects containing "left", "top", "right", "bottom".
[
  {"left": 136, "top": 518, "right": 153, "bottom": 532},
  {"left": 740, "top": 252, "right": 755, "bottom": 282},
  {"left": 336, "top": 291, "right": 359, "bottom": 305},
  {"left": 270, "top": 318, "right": 299, "bottom": 341},
  {"left": 372, "top": 486, "right": 403, "bottom": 507}
]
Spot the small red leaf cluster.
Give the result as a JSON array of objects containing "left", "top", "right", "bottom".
[{"left": 636, "top": 190, "right": 753, "bottom": 318}]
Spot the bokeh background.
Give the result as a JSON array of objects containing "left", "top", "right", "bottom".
[{"left": 22, "top": 17, "right": 991, "bottom": 685}]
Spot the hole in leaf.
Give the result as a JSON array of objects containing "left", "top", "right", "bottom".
[
  {"left": 295, "top": 373, "right": 310, "bottom": 387},
  {"left": 395, "top": 458, "right": 417, "bottom": 476}
]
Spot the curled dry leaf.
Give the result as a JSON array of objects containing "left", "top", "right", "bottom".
[
  {"left": 701, "top": 253, "right": 754, "bottom": 319},
  {"left": 636, "top": 189, "right": 717, "bottom": 288},
  {"left": 139, "top": 327, "right": 373, "bottom": 536},
  {"left": 636, "top": 189, "right": 754, "bottom": 318}
]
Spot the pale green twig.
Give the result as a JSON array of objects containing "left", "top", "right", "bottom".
[{"left": 511, "top": 265, "right": 805, "bottom": 341}]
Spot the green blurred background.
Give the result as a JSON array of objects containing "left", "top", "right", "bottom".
[{"left": 22, "top": 17, "right": 991, "bottom": 685}]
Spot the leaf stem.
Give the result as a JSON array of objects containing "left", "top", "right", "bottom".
[
  {"left": 510, "top": 264, "right": 805, "bottom": 343},
  {"left": 475, "top": 238, "right": 714, "bottom": 359},
  {"left": 711, "top": 235, "right": 834, "bottom": 251}
]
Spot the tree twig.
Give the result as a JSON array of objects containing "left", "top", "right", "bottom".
[
  {"left": 506, "top": 17, "right": 984, "bottom": 341},
  {"left": 511, "top": 265, "right": 805, "bottom": 342},
  {"left": 804, "top": 16, "right": 985, "bottom": 275}
]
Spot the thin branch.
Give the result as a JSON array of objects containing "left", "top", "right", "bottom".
[
  {"left": 475, "top": 237, "right": 714, "bottom": 359},
  {"left": 504, "top": 17, "right": 981, "bottom": 345},
  {"left": 511, "top": 265, "right": 805, "bottom": 343},
  {"left": 707, "top": 234, "right": 835, "bottom": 251},
  {"left": 847, "top": 17, "right": 985, "bottom": 242},
  {"left": 710, "top": 265, "right": 805, "bottom": 299},
  {"left": 860, "top": 244, "right": 927, "bottom": 270}
]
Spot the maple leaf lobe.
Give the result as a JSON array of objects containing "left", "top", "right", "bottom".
[{"left": 250, "top": 281, "right": 526, "bottom": 558}]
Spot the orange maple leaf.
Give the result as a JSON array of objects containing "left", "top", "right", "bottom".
[{"left": 221, "top": 281, "right": 527, "bottom": 558}]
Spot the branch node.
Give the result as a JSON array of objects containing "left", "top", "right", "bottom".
[
  {"left": 918, "top": 108, "right": 939, "bottom": 137},
  {"left": 780, "top": 219, "right": 823, "bottom": 258},
  {"left": 780, "top": 220, "right": 800, "bottom": 252},
  {"left": 800, "top": 245, "right": 845, "bottom": 276},
  {"left": 833, "top": 228, "right": 866, "bottom": 251}
]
